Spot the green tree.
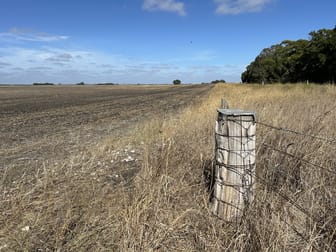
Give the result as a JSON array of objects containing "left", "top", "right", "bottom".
[
  {"left": 173, "top": 79, "right": 181, "bottom": 85},
  {"left": 241, "top": 27, "right": 336, "bottom": 84},
  {"left": 211, "top": 79, "right": 226, "bottom": 84},
  {"left": 280, "top": 39, "right": 309, "bottom": 82},
  {"left": 304, "top": 28, "right": 336, "bottom": 83}
]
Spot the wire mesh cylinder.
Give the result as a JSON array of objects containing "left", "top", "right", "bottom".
[{"left": 211, "top": 109, "right": 256, "bottom": 222}]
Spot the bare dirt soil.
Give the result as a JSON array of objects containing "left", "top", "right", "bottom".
[{"left": 0, "top": 84, "right": 212, "bottom": 171}]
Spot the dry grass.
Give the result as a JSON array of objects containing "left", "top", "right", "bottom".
[{"left": 1, "top": 84, "right": 336, "bottom": 251}]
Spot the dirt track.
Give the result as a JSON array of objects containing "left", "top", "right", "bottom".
[{"left": 0, "top": 84, "right": 212, "bottom": 168}]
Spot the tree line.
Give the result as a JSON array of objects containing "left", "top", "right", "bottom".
[{"left": 241, "top": 27, "right": 336, "bottom": 84}]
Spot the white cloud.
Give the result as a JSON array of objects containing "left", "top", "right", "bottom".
[
  {"left": 46, "top": 53, "right": 73, "bottom": 62},
  {"left": 0, "top": 46, "right": 242, "bottom": 84},
  {"left": 214, "top": 0, "right": 273, "bottom": 14},
  {"left": 0, "top": 28, "right": 68, "bottom": 42},
  {"left": 143, "top": 0, "right": 186, "bottom": 16}
]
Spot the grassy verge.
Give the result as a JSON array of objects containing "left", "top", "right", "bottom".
[{"left": 1, "top": 84, "right": 335, "bottom": 251}]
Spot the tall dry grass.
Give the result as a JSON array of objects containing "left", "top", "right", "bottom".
[{"left": 1, "top": 84, "right": 335, "bottom": 251}]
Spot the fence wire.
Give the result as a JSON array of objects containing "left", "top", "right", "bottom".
[
  {"left": 245, "top": 166, "right": 332, "bottom": 252},
  {"left": 261, "top": 143, "right": 336, "bottom": 176},
  {"left": 216, "top": 108, "right": 335, "bottom": 251},
  {"left": 257, "top": 120, "right": 336, "bottom": 144},
  {"left": 251, "top": 194, "right": 327, "bottom": 252},
  {"left": 256, "top": 103, "right": 336, "bottom": 145},
  {"left": 225, "top": 116, "right": 336, "bottom": 175}
]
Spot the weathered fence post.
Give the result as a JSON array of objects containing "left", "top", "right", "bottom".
[
  {"left": 221, "top": 98, "right": 229, "bottom": 109},
  {"left": 211, "top": 108, "right": 256, "bottom": 222}
]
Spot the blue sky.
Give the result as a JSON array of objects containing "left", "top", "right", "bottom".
[{"left": 0, "top": 0, "right": 335, "bottom": 84}]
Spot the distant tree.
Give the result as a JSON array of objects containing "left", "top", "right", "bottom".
[
  {"left": 96, "top": 82, "right": 116, "bottom": 85},
  {"left": 173, "top": 79, "right": 181, "bottom": 85},
  {"left": 76, "top": 81, "right": 85, "bottom": 85},
  {"left": 211, "top": 79, "right": 226, "bottom": 84},
  {"left": 32, "top": 82, "right": 54, "bottom": 85}
]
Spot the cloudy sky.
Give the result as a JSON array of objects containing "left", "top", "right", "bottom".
[{"left": 0, "top": 0, "right": 335, "bottom": 84}]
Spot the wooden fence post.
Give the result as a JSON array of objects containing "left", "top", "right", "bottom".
[
  {"left": 221, "top": 98, "right": 229, "bottom": 109},
  {"left": 211, "top": 108, "right": 256, "bottom": 222}
]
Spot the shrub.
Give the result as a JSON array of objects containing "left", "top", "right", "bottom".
[
  {"left": 173, "top": 79, "right": 181, "bottom": 85},
  {"left": 32, "top": 82, "right": 54, "bottom": 85},
  {"left": 211, "top": 79, "right": 226, "bottom": 84}
]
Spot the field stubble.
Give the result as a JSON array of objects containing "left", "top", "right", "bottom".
[{"left": 1, "top": 84, "right": 335, "bottom": 251}]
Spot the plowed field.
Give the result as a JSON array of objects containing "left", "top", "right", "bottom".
[{"left": 0, "top": 84, "right": 212, "bottom": 170}]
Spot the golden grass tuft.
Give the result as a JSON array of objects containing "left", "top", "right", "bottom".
[{"left": 1, "top": 84, "right": 335, "bottom": 251}]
